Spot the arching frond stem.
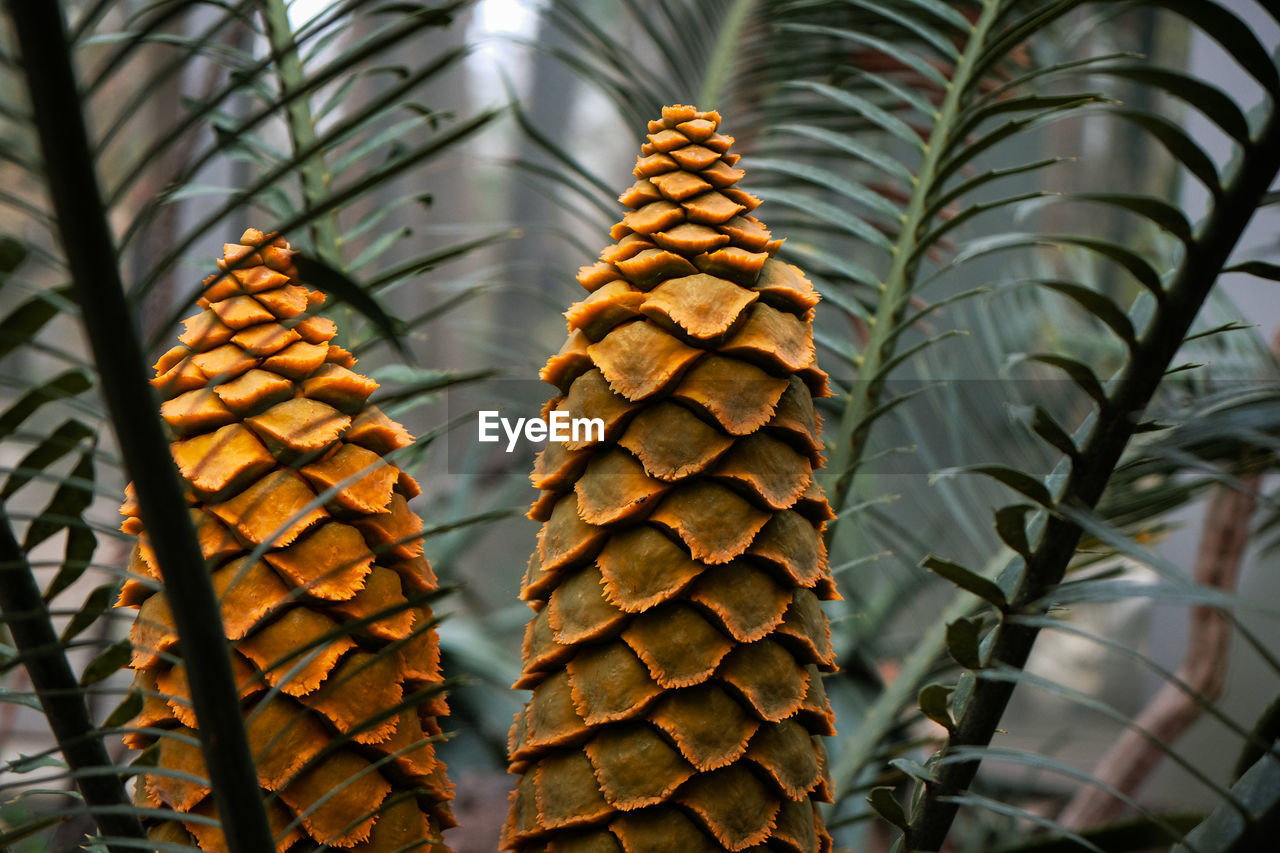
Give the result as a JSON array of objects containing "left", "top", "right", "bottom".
[
  {"left": 259, "top": 0, "right": 343, "bottom": 268},
  {"left": 697, "top": 0, "right": 759, "bottom": 109},
  {"left": 825, "top": 0, "right": 1004, "bottom": 521},
  {"left": 906, "top": 100, "right": 1280, "bottom": 853}
]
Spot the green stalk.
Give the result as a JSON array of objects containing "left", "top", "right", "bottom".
[
  {"left": 698, "top": 0, "right": 759, "bottom": 109},
  {"left": 906, "top": 93, "right": 1280, "bottom": 853},
  {"left": 0, "top": 510, "right": 143, "bottom": 852},
  {"left": 259, "top": 0, "right": 344, "bottom": 270},
  {"left": 4, "top": 4, "right": 277, "bottom": 851},
  {"left": 825, "top": 0, "right": 1006, "bottom": 522}
]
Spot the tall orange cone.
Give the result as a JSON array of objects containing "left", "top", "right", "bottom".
[
  {"left": 119, "top": 230, "right": 455, "bottom": 852},
  {"left": 504, "top": 106, "right": 838, "bottom": 852}
]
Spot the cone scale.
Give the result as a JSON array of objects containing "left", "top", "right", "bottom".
[
  {"left": 504, "top": 106, "right": 838, "bottom": 852},
  {"left": 118, "top": 230, "right": 455, "bottom": 852}
]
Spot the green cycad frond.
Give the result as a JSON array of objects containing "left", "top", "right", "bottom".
[
  {"left": 875, "top": 2, "right": 1280, "bottom": 849},
  {"left": 1, "top": 1, "right": 501, "bottom": 850},
  {"left": 512, "top": 0, "right": 1280, "bottom": 850}
]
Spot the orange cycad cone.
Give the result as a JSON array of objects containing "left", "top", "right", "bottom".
[
  {"left": 118, "top": 230, "right": 455, "bottom": 852},
  {"left": 504, "top": 106, "right": 838, "bottom": 852}
]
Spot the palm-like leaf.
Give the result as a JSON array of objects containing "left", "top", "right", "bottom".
[
  {"left": 501, "top": 0, "right": 1280, "bottom": 850},
  {"left": 1, "top": 1, "right": 500, "bottom": 850}
]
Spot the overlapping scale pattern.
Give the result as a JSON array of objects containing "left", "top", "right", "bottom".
[
  {"left": 118, "top": 230, "right": 454, "bottom": 852},
  {"left": 504, "top": 106, "right": 838, "bottom": 853}
]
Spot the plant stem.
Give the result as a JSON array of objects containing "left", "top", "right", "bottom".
[
  {"left": 0, "top": 510, "right": 143, "bottom": 852},
  {"left": 825, "top": 0, "right": 1004, "bottom": 523},
  {"left": 4, "top": 4, "right": 276, "bottom": 851},
  {"left": 259, "top": 0, "right": 344, "bottom": 269},
  {"left": 698, "top": 0, "right": 759, "bottom": 110},
  {"left": 906, "top": 97, "right": 1280, "bottom": 853}
]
